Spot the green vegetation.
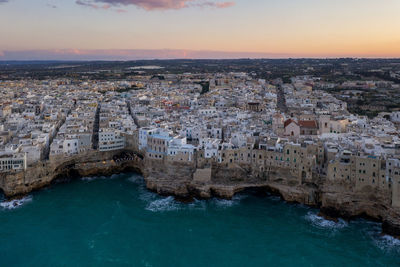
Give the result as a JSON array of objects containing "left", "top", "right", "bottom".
[
  {"left": 115, "top": 85, "right": 144, "bottom": 93},
  {"left": 197, "top": 81, "right": 210, "bottom": 95}
]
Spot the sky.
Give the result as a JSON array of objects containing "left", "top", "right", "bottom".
[{"left": 0, "top": 0, "right": 400, "bottom": 60}]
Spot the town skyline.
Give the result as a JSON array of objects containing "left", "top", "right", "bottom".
[{"left": 1, "top": 0, "right": 400, "bottom": 60}]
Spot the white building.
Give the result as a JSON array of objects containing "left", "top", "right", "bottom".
[
  {"left": 391, "top": 112, "right": 400, "bottom": 123},
  {"left": 139, "top": 127, "right": 171, "bottom": 150},
  {"left": 63, "top": 138, "right": 79, "bottom": 155},
  {"left": 0, "top": 153, "right": 27, "bottom": 172},
  {"left": 167, "top": 137, "right": 196, "bottom": 161},
  {"left": 99, "top": 129, "right": 126, "bottom": 152}
]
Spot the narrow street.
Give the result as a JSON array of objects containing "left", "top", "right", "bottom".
[
  {"left": 276, "top": 84, "right": 288, "bottom": 113},
  {"left": 92, "top": 103, "right": 100, "bottom": 150}
]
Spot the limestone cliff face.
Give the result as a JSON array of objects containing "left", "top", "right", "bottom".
[
  {"left": 0, "top": 162, "right": 55, "bottom": 197},
  {"left": 319, "top": 181, "right": 400, "bottom": 237},
  {"left": 144, "top": 159, "right": 196, "bottom": 197},
  {"left": 0, "top": 150, "right": 143, "bottom": 198},
  {"left": 140, "top": 158, "right": 400, "bottom": 237},
  {"left": 320, "top": 182, "right": 391, "bottom": 219}
]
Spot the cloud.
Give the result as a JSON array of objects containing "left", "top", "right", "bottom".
[
  {"left": 215, "top": 1, "right": 234, "bottom": 8},
  {"left": 75, "top": 0, "right": 235, "bottom": 11},
  {"left": 0, "top": 0, "right": 10, "bottom": 3},
  {"left": 76, "top": 0, "right": 111, "bottom": 10}
]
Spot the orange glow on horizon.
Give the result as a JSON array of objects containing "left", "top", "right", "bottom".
[{"left": 0, "top": 0, "right": 400, "bottom": 59}]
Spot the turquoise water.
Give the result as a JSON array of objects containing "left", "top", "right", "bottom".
[{"left": 1, "top": 173, "right": 400, "bottom": 267}]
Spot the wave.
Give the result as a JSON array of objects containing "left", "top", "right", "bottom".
[
  {"left": 110, "top": 174, "right": 120, "bottom": 179},
  {"left": 376, "top": 235, "right": 400, "bottom": 250},
  {"left": 305, "top": 212, "right": 348, "bottom": 229},
  {"left": 146, "top": 196, "right": 180, "bottom": 212},
  {"left": 213, "top": 198, "right": 237, "bottom": 208},
  {"left": 139, "top": 189, "right": 157, "bottom": 203},
  {"left": 213, "top": 194, "right": 247, "bottom": 208},
  {"left": 267, "top": 195, "right": 282, "bottom": 202},
  {"left": 81, "top": 176, "right": 98, "bottom": 182},
  {"left": 144, "top": 190, "right": 247, "bottom": 212},
  {"left": 366, "top": 225, "right": 400, "bottom": 252},
  {"left": 188, "top": 199, "right": 207, "bottom": 210},
  {"left": 0, "top": 195, "right": 33, "bottom": 210},
  {"left": 127, "top": 175, "right": 145, "bottom": 185},
  {"left": 145, "top": 196, "right": 207, "bottom": 212},
  {"left": 81, "top": 175, "right": 114, "bottom": 182}
]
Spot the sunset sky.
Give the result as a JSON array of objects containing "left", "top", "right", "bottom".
[{"left": 1, "top": 0, "right": 400, "bottom": 59}]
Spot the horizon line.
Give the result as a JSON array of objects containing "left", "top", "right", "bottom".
[
  {"left": 2, "top": 57, "right": 400, "bottom": 62},
  {"left": 1, "top": 49, "right": 400, "bottom": 61}
]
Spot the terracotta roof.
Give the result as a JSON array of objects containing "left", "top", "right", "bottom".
[
  {"left": 298, "top": 120, "right": 318, "bottom": 129},
  {"left": 284, "top": 119, "right": 297, "bottom": 128}
]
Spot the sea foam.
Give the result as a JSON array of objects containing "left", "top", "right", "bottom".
[
  {"left": 81, "top": 175, "right": 112, "bottom": 182},
  {"left": 81, "top": 176, "right": 98, "bottom": 182},
  {"left": 145, "top": 196, "right": 207, "bottom": 212},
  {"left": 127, "top": 175, "right": 144, "bottom": 185},
  {"left": 146, "top": 196, "right": 179, "bottom": 212},
  {"left": 305, "top": 212, "right": 348, "bottom": 229},
  {"left": 370, "top": 231, "right": 400, "bottom": 252},
  {"left": 0, "top": 195, "right": 32, "bottom": 210},
  {"left": 213, "top": 194, "right": 246, "bottom": 208}
]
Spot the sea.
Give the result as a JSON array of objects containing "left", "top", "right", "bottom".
[{"left": 0, "top": 172, "right": 399, "bottom": 266}]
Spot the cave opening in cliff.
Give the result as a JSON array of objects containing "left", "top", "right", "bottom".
[
  {"left": 0, "top": 188, "right": 5, "bottom": 202},
  {"left": 51, "top": 168, "right": 82, "bottom": 185},
  {"left": 239, "top": 186, "right": 282, "bottom": 199}
]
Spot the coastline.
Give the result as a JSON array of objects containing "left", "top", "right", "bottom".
[{"left": 1, "top": 149, "right": 399, "bottom": 238}]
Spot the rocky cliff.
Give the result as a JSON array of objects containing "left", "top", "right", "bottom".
[
  {"left": 141, "top": 158, "right": 400, "bottom": 238},
  {"left": 0, "top": 150, "right": 399, "bottom": 238},
  {"left": 0, "top": 150, "right": 143, "bottom": 198}
]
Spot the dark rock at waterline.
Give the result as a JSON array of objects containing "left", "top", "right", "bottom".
[
  {"left": 319, "top": 207, "right": 349, "bottom": 220},
  {"left": 318, "top": 211, "right": 339, "bottom": 223},
  {"left": 174, "top": 195, "right": 194, "bottom": 203},
  {"left": 382, "top": 220, "right": 400, "bottom": 239}
]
